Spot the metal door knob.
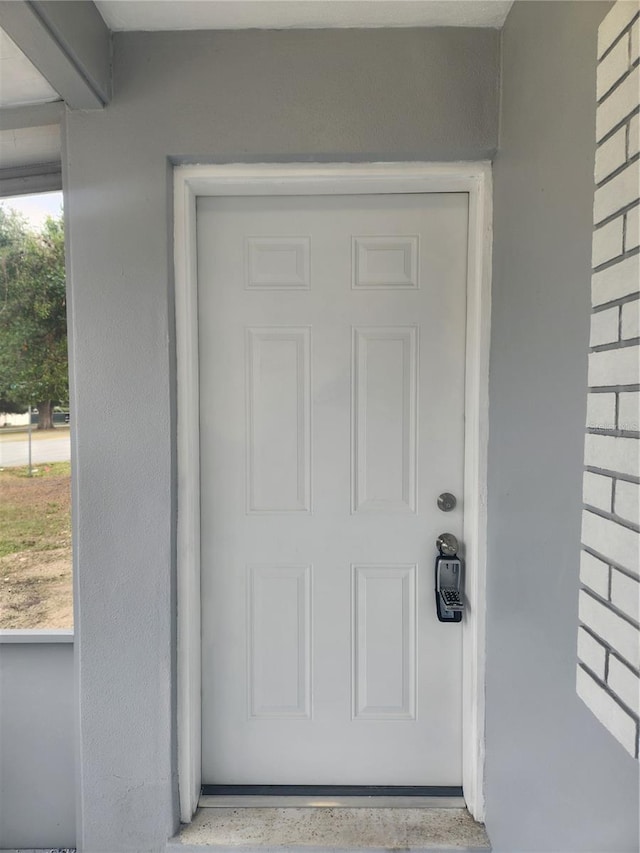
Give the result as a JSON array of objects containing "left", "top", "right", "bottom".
[{"left": 436, "top": 533, "right": 459, "bottom": 557}]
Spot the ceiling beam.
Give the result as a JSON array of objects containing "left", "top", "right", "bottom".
[
  {"left": 0, "top": 1, "right": 110, "bottom": 109},
  {"left": 0, "top": 162, "right": 62, "bottom": 198},
  {"left": 0, "top": 100, "right": 63, "bottom": 131}
]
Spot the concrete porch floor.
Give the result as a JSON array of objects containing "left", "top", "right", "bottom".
[{"left": 166, "top": 807, "right": 491, "bottom": 852}]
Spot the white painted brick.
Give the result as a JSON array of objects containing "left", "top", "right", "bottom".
[
  {"left": 580, "top": 589, "right": 640, "bottom": 667},
  {"left": 619, "top": 391, "right": 640, "bottom": 430},
  {"left": 597, "top": 66, "right": 640, "bottom": 141},
  {"left": 598, "top": 1, "right": 640, "bottom": 59},
  {"left": 583, "top": 1, "right": 640, "bottom": 753},
  {"left": 585, "top": 434, "right": 640, "bottom": 477},
  {"left": 608, "top": 655, "right": 640, "bottom": 715},
  {"left": 592, "top": 253, "right": 639, "bottom": 305},
  {"left": 631, "top": 17, "right": 640, "bottom": 63},
  {"left": 594, "top": 159, "right": 640, "bottom": 224},
  {"left": 590, "top": 306, "right": 620, "bottom": 346},
  {"left": 582, "top": 510, "right": 640, "bottom": 575},
  {"left": 630, "top": 112, "right": 640, "bottom": 158},
  {"left": 592, "top": 219, "right": 624, "bottom": 268},
  {"left": 595, "top": 127, "right": 627, "bottom": 183},
  {"left": 577, "top": 665, "right": 637, "bottom": 756},
  {"left": 586, "top": 392, "right": 617, "bottom": 429},
  {"left": 583, "top": 471, "right": 614, "bottom": 510},
  {"left": 611, "top": 568, "right": 640, "bottom": 621},
  {"left": 578, "top": 627, "right": 608, "bottom": 678},
  {"left": 621, "top": 300, "right": 640, "bottom": 339},
  {"left": 626, "top": 204, "right": 640, "bottom": 251},
  {"left": 581, "top": 550, "right": 611, "bottom": 598},
  {"left": 588, "top": 344, "right": 640, "bottom": 386},
  {"left": 598, "top": 34, "right": 631, "bottom": 100},
  {"left": 615, "top": 479, "right": 640, "bottom": 524}
]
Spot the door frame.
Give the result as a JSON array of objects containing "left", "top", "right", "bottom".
[{"left": 174, "top": 162, "right": 492, "bottom": 824}]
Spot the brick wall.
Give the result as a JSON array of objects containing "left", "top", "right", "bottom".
[{"left": 578, "top": 0, "right": 640, "bottom": 758}]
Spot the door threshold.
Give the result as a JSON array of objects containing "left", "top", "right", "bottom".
[
  {"left": 200, "top": 794, "right": 466, "bottom": 809},
  {"left": 200, "top": 785, "right": 465, "bottom": 809},
  {"left": 168, "top": 806, "right": 491, "bottom": 851}
]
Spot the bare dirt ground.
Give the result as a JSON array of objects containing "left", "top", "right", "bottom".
[
  {"left": 0, "top": 547, "right": 73, "bottom": 628},
  {"left": 0, "top": 463, "right": 72, "bottom": 629}
]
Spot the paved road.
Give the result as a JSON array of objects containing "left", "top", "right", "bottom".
[{"left": 0, "top": 433, "right": 71, "bottom": 467}]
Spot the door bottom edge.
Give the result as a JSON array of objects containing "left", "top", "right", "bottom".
[
  {"left": 199, "top": 794, "right": 466, "bottom": 809},
  {"left": 202, "top": 785, "right": 463, "bottom": 797},
  {"left": 200, "top": 786, "right": 465, "bottom": 810}
]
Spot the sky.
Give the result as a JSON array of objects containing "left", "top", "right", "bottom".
[{"left": 0, "top": 191, "right": 63, "bottom": 229}]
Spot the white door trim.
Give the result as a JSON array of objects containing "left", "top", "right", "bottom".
[{"left": 174, "top": 162, "right": 492, "bottom": 824}]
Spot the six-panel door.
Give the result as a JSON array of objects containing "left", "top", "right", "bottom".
[{"left": 198, "top": 193, "right": 468, "bottom": 784}]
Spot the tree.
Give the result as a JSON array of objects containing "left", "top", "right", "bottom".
[{"left": 0, "top": 207, "right": 67, "bottom": 429}]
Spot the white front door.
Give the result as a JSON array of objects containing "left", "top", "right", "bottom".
[{"left": 198, "top": 193, "right": 468, "bottom": 786}]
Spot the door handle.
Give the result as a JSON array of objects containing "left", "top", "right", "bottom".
[
  {"left": 435, "top": 533, "right": 464, "bottom": 623},
  {"left": 436, "top": 532, "right": 458, "bottom": 556}
]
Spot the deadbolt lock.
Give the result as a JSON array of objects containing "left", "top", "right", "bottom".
[{"left": 437, "top": 492, "right": 457, "bottom": 512}]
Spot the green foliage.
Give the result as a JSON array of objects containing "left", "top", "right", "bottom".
[
  {"left": 0, "top": 398, "right": 27, "bottom": 415},
  {"left": 0, "top": 206, "right": 68, "bottom": 411}
]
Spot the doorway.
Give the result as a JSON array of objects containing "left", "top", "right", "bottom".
[{"left": 174, "top": 163, "right": 490, "bottom": 821}]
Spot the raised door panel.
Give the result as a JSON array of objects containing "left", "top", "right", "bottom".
[
  {"left": 352, "top": 327, "right": 418, "bottom": 513},
  {"left": 245, "top": 237, "right": 311, "bottom": 290},
  {"left": 248, "top": 565, "right": 312, "bottom": 719},
  {"left": 246, "top": 328, "right": 311, "bottom": 513},
  {"left": 352, "top": 236, "right": 419, "bottom": 289},
  {"left": 352, "top": 564, "right": 417, "bottom": 720}
]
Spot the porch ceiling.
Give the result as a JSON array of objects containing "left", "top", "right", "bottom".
[
  {"left": 0, "top": 26, "right": 58, "bottom": 108},
  {"left": 0, "top": 26, "right": 61, "bottom": 194},
  {"left": 95, "top": 0, "right": 514, "bottom": 32}
]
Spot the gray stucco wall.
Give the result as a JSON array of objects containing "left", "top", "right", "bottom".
[
  {"left": 0, "top": 639, "right": 75, "bottom": 849},
  {"left": 64, "top": 28, "right": 498, "bottom": 852},
  {"left": 486, "top": 2, "right": 639, "bottom": 851}
]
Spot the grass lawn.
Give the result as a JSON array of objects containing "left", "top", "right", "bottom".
[
  {"left": 0, "top": 425, "right": 70, "bottom": 443},
  {"left": 0, "top": 461, "right": 72, "bottom": 628}
]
